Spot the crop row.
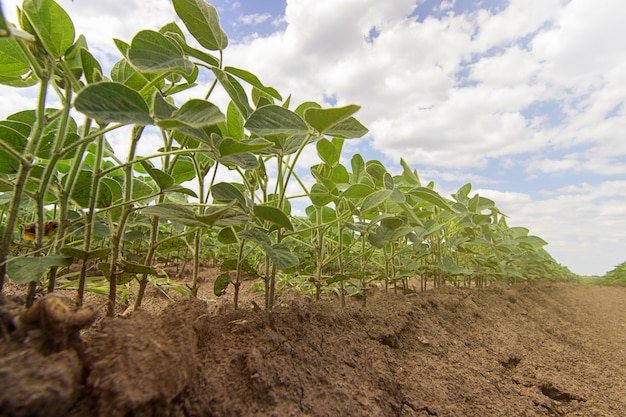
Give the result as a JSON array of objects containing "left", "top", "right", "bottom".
[{"left": 0, "top": 0, "right": 575, "bottom": 316}]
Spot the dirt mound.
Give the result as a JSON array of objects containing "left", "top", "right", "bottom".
[{"left": 2, "top": 282, "right": 626, "bottom": 417}]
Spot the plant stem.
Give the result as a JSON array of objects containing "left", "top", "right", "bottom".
[{"left": 0, "top": 76, "right": 50, "bottom": 291}]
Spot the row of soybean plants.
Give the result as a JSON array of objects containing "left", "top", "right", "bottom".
[{"left": 0, "top": 0, "right": 574, "bottom": 316}]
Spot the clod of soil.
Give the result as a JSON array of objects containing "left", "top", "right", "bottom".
[{"left": 1, "top": 282, "right": 626, "bottom": 417}]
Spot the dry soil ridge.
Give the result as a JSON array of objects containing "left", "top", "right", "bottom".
[{"left": 2, "top": 281, "right": 626, "bottom": 417}]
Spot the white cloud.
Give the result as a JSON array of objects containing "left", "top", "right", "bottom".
[
  {"left": 237, "top": 13, "right": 272, "bottom": 25},
  {"left": 478, "top": 184, "right": 626, "bottom": 276}
]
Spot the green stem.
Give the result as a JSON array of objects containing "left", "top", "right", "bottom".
[{"left": 0, "top": 76, "right": 50, "bottom": 291}]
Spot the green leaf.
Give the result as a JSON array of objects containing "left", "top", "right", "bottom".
[
  {"left": 128, "top": 29, "right": 194, "bottom": 75},
  {"left": 237, "top": 228, "right": 271, "bottom": 246},
  {"left": 212, "top": 68, "right": 252, "bottom": 118},
  {"left": 23, "top": 0, "right": 74, "bottom": 59},
  {"left": 214, "top": 272, "right": 231, "bottom": 296},
  {"left": 166, "top": 32, "right": 220, "bottom": 67},
  {"left": 304, "top": 104, "right": 361, "bottom": 134},
  {"left": 224, "top": 66, "right": 281, "bottom": 100},
  {"left": 254, "top": 205, "right": 294, "bottom": 231},
  {"left": 245, "top": 105, "right": 309, "bottom": 136},
  {"left": 316, "top": 138, "right": 340, "bottom": 167},
  {"left": 156, "top": 99, "right": 224, "bottom": 129},
  {"left": 266, "top": 243, "right": 299, "bottom": 270},
  {"left": 7, "top": 255, "right": 73, "bottom": 284},
  {"left": 61, "top": 247, "right": 110, "bottom": 261},
  {"left": 0, "top": 38, "right": 38, "bottom": 87},
  {"left": 196, "top": 204, "right": 250, "bottom": 227},
  {"left": 309, "top": 183, "right": 334, "bottom": 207},
  {"left": 121, "top": 260, "right": 158, "bottom": 275},
  {"left": 211, "top": 182, "right": 246, "bottom": 207},
  {"left": 0, "top": 120, "right": 29, "bottom": 173},
  {"left": 361, "top": 190, "right": 393, "bottom": 212},
  {"left": 410, "top": 187, "right": 453, "bottom": 211},
  {"left": 226, "top": 101, "right": 245, "bottom": 140},
  {"left": 217, "top": 227, "right": 237, "bottom": 245},
  {"left": 79, "top": 48, "right": 103, "bottom": 84},
  {"left": 74, "top": 82, "right": 154, "bottom": 125},
  {"left": 172, "top": 0, "right": 228, "bottom": 51},
  {"left": 324, "top": 117, "right": 368, "bottom": 139},
  {"left": 170, "top": 156, "right": 196, "bottom": 184},
  {"left": 342, "top": 184, "right": 374, "bottom": 199},
  {"left": 141, "top": 203, "right": 206, "bottom": 227},
  {"left": 219, "top": 138, "right": 271, "bottom": 156},
  {"left": 139, "top": 160, "right": 175, "bottom": 190}
]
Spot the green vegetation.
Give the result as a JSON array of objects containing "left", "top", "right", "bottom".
[
  {"left": 594, "top": 261, "right": 626, "bottom": 286},
  {"left": 0, "top": 0, "right": 575, "bottom": 316}
]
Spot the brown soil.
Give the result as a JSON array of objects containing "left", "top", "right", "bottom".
[{"left": 1, "top": 278, "right": 626, "bottom": 417}]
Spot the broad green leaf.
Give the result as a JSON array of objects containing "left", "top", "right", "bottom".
[
  {"left": 166, "top": 32, "right": 220, "bottom": 67},
  {"left": 110, "top": 59, "right": 151, "bottom": 91},
  {"left": 410, "top": 187, "right": 453, "bottom": 211},
  {"left": 152, "top": 92, "right": 177, "bottom": 120},
  {"left": 324, "top": 117, "right": 368, "bottom": 139},
  {"left": 121, "top": 260, "right": 158, "bottom": 275},
  {"left": 361, "top": 189, "right": 393, "bottom": 212},
  {"left": 128, "top": 30, "right": 194, "bottom": 75},
  {"left": 214, "top": 272, "right": 231, "bottom": 296},
  {"left": 196, "top": 204, "right": 250, "bottom": 227},
  {"left": 399, "top": 158, "right": 421, "bottom": 187},
  {"left": 226, "top": 101, "right": 244, "bottom": 140},
  {"left": 254, "top": 205, "right": 294, "bottom": 231},
  {"left": 219, "top": 138, "right": 271, "bottom": 156},
  {"left": 141, "top": 203, "right": 206, "bottom": 227},
  {"left": 23, "top": 0, "right": 74, "bottom": 59},
  {"left": 173, "top": 0, "right": 228, "bottom": 51},
  {"left": 157, "top": 99, "right": 224, "bottom": 129},
  {"left": 309, "top": 183, "right": 334, "bottom": 207},
  {"left": 171, "top": 156, "right": 197, "bottom": 183},
  {"left": 70, "top": 169, "right": 93, "bottom": 208},
  {"left": 140, "top": 160, "right": 175, "bottom": 190},
  {"left": 211, "top": 182, "right": 246, "bottom": 207},
  {"left": 74, "top": 82, "right": 154, "bottom": 125},
  {"left": 266, "top": 243, "right": 299, "bottom": 270},
  {"left": 212, "top": 68, "right": 252, "bottom": 118},
  {"left": 217, "top": 227, "right": 237, "bottom": 245},
  {"left": 224, "top": 66, "right": 281, "bottom": 100},
  {"left": 342, "top": 184, "right": 374, "bottom": 199},
  {"left": 7, "top": 255, "right": 73, "bottom": 284},
  {"left": 0, "top": 120, "right": 29, "bottom": 173},
  {"left": 316, "top": 138, "right": 340, "bottom": 167},
  {"left": 304, "top": 104, "right": 360, "bottom": 134},
  {"left": 295, "top": 101, "right": 321, "bottom": 118},
  {"left": 0, "top": 38, "right": 38, "bottom": 86},
  {"left": 80, "top": 48, "right": 103, "bottom": 84},
  {"left": 61, "top": 247, "right": 110, "bottom": 261},
  {"left": 132, "top": 178, "right": 155, "bottom": 201},
  {"left": 237, "top": 228, "right": 271, "bottom": 246},
  {"left": 245, "top": 105, "right": 309, "bottom": 136},
  {"left": 164, "top": 184, "right": 198, "bottom": 198}
]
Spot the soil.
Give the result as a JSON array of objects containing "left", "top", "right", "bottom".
[{"left": 1, "top": 274, "right": 626, "bottom": 417}]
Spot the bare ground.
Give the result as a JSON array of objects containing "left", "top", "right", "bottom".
[{"left": 1, "top": 277, "right": 626, "bottom": 417}]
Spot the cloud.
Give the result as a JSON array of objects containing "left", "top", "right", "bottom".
[{"left": 237, "top": 13, "right": 272, "bottom": 25}]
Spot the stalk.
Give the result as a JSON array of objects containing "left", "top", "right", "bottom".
[
  {"left": 76, "top": 132, "right": 104, "bottom": 305},
  {"left": 106, "top": 126, "right": 144, "bottom": 316},
  {"left": 0, "top": 76, "right": 50, "bottom": 291}
]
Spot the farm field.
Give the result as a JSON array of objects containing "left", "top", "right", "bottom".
[
  {"left": 2, "top": 2, "right": 625, "bottom": 416},
  {"left": 2, "top": 277, "right": 626, "bottom": 417}
]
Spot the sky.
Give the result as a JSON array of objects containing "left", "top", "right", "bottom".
[{"left": 1, "top": 0, "right": 625, "bottom": 276}]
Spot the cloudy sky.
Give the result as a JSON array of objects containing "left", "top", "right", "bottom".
[{"left": 1, "top": 0, "right": 625, "bottom": 276}]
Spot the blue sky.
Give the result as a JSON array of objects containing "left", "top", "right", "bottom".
[{"left": 1, "top": 0, "right": 625, "bottom": 276}]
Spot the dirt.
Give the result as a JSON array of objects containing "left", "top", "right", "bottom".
[{"left": 1, "top": 277, "right": 626, "bottom": 417}]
